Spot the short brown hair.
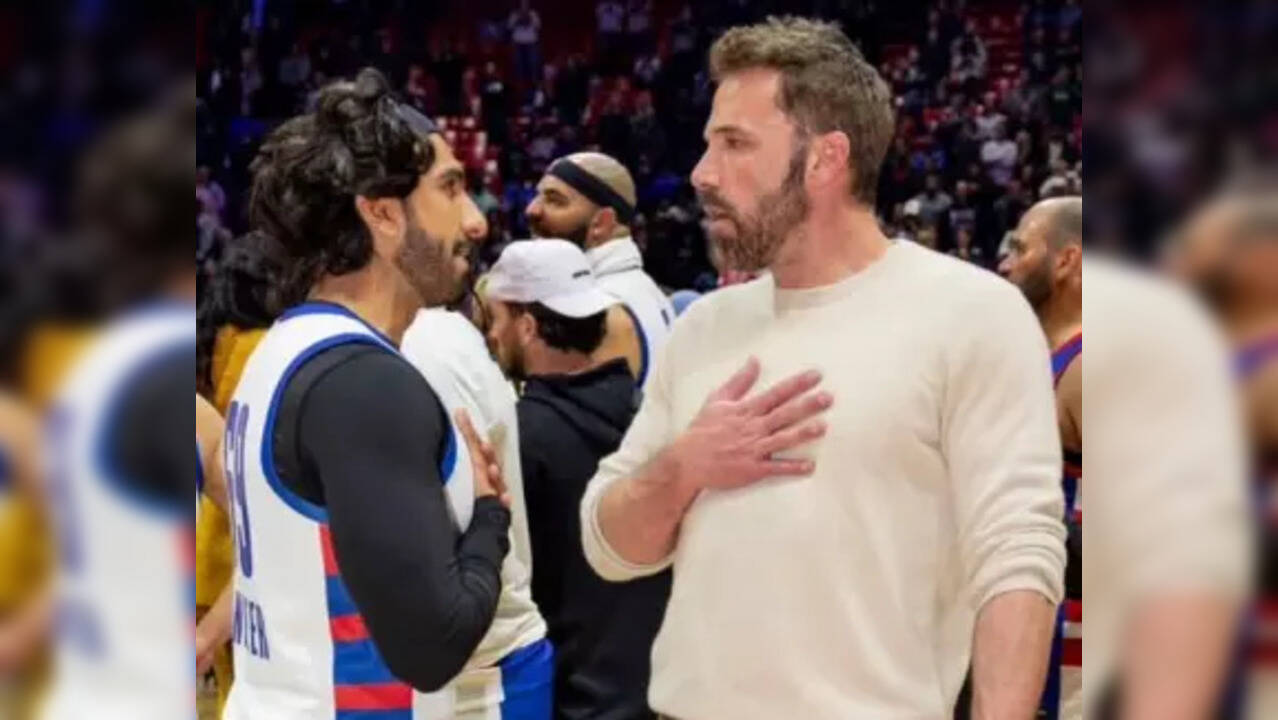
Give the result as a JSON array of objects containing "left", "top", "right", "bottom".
[{"left": 709, "top": 16, "right": 894, "bottom": 205}]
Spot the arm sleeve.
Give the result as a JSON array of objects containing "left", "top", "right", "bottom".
[
  {"left": 110, "top": 348, "right": 194, "bottom": 511},
  {"left": 298, "top": 350, "right": 510, "bottom": 692},
  {"left": 580, "top": 324, "right": 679, "bottom": 581},
  {"left": 517, "top": 407, "right": 560, "bottom": 619},
  {"left": 941, "top": 281, "right": 1067, "bottom": 610}
]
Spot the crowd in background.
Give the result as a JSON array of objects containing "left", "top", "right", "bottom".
[{"left": 196, "top": 0, "right": 1081, "bottom": 290}]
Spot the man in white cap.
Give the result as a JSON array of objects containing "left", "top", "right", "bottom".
[
  {"left": 525, "top": 152, "right": 675, "bottom": 388},
  {"left": 484, "top": 239, "right": 671, "bottom": 720}
]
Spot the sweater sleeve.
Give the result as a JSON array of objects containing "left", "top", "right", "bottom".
[
  {"left": 941, "top": 281, "right": 1067, "bottom": 609},
  {"left": 580, "top": 323, "right": 679, "bottom": 582}
]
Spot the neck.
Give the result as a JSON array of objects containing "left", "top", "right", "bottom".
[
  {"left": 770, "top": 204, "right": 890, "bottom": 289},
  {"left": 585, "top": 232, "right": 627, "bottom": 251},
  {"left": 310, "top": 260, "right": 418, "bottom": 343},
  {"left": 1037, "top": 289, "right": 1082, "bottom": 350},
  {"left": 527, "top": 344, "right": 595, "bottom": 377}
]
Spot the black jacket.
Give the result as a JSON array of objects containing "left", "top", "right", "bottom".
[{"left": 518, "top": 359, "right": 671, "bottom": 720}]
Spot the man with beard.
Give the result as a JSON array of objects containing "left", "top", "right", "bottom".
[
  {"left": 1166, "top": 187, "right": 1278, "bottom": 717},
  {"left": 579, "top": 17, "right": 1066, "bottom": 719},
  {"left": 483, "top": 240, "right": 670, "bottom": 720},
  {"left": 221, "top": 69, "right": 552, "bottom": 720},
  {"left": 525, "top": 152, "right": 674, "bottom": 388},
  {"left": 998, "top": 196, "right": 1084, "bottom": 720}
]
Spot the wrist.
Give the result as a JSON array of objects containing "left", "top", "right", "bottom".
[{"left": 651, "top": 442, "right": 699, "bottom": 511}]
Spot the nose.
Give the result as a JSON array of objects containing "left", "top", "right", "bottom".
[
  {"left": 690, "top": 148, "right": 717, "bottom": 194},
  {"left": 996, "top": 256, "right": 1013, "bottom": 277},
  {"left": 461, "top": 192, "right": 487, "bottom": 241},
  {"left": 525, "top": 195, "right": 542, "bottom": 221}
]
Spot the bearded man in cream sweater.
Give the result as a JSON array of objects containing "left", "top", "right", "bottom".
[{"left": 580, "top": 18, "right": 1067, "bottom": 720}]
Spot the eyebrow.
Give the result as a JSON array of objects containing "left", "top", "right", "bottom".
[
  {"left": 704, "top": 124, "right": 753, "bottom": 142},
  {"left": 436, "top": 166, "right": 465, "bottom": 185}
]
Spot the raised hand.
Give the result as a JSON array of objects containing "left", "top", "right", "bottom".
[{"left": 667, "top": 357, "right": 832, "bottom": 493}]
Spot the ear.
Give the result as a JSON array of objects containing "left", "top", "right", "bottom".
[
  {"left": 516, "top": 309, "right": 539, "bottom": 345},
  {"left": 1056, "top": 243, "right": 1082, "bottom": 277},
  {"left": 810, "top": 131, "right": 852, "bottom": 189},
  {"left": 588, "top": 206, "right": 617, "bottom": 243},
  {"left": 354, "top": 195, "right": 406, "bottom": 246}
]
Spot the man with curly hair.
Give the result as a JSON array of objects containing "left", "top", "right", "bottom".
[{"left": 218, "top": 68, "right": 552, "bottom": 720}]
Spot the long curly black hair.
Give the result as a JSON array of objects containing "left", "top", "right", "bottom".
[
  {"left": 247, "top": 67, "right": 436, "bottom": 302},
  {"left": 196, "top": 231, "right": 283, "bottom": 397}
]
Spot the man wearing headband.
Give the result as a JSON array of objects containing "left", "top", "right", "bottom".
[{"left": 526, "top": 152, "right": 675, "bottom": 388}]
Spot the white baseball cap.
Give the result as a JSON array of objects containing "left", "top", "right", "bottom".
[{"left": 485, "top": 239, "right": 616, "bottom": 318}]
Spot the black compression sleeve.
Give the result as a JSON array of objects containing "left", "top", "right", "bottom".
[
  {"left": 295, "top": 348, "right": 510, "bottom": 691},
  {"left": 109, "top": 347, "right": 193, "bottom": 510}
]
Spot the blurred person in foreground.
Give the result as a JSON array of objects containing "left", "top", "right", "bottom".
[
  {"left": 580, "top": 17, "right": 1066, "bottom": 719},
  {"left": 37, "top": 84, "right": 197, "bottom": 720},
  {"left": 525, "top": 152, "right": 675, "bottom": 388},
  {"left": 484, "top": 240, "right": 669, "bottom": 720},
  {"left": 1165, "top": 185, "right": 1278, "bottom": 716},
  {"left": 1084, "top": 250, "right": 1251, "bottom": 718},
  {"left": 221, "top": 68, "right": 549, "bottom": 719},
  {"left": 998, "top": 196, "right": 1084, "bottom": 719}
]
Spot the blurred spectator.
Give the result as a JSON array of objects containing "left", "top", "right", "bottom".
[
  {"left": 405, "top": 63, "right": 432, "bottom": 112},
  {"left": 1046, "top": 67, "right": 1078, "bottom": 129},
  {"left": 633, "top": 53, "right": 661, "bottom": 90},
  {"left": 993, "top": 178, "right": 1033, "bottom": 239},
  {"left": 629, "top": 92, "right": 665, "bottom": 168},
  {"left": 910, "top": 173, "right": 953, "bottom": 229},
  {"left": 508, "top": 0, "right": 542, "bottom": 89},
  {"left": 240, "top": 47, "right": 263, "bottom": 115},
  {"left": 981, "top": 124, "right": 1019, "bottom": 187},
  {"left": 481, "top": 61, "right": 510, "bottom": 146},
  {"left": 627, "top": 0, "right": 654, "bottom": 55},
  {"left": 597, "top": 0, "right": 624, "bottom": 67},
  {"left": 948, "top": 179, "right": 978, "bottom": 239},
  {"left": 433, "top": 39, "right": 466, "bottom": 116},
  {"left": 1039, "top": 159, "right": 1073, "bottom": 198},
  {"left": 472, "top": 175, "right": 500, "bottom": 218},
  {"left": 278, "top": 42, "right": 311, "bottom": 90},
  {"left": 555, "top": 54, "right": 589, "bottom": 124},
  {"left": 196, "top": 166, "right": 225, "bottom": 224},
  {"left": 974, "top": 100, "right": 1006, "bottom": 141}
]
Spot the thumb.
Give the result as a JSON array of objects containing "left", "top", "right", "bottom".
[{"left": 709, "top": 356, "right": 760, "bottom": 402}]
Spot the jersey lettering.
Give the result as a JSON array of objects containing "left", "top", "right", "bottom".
[{"left": 225, "top": 401, "right": 255, "bottom": 577}]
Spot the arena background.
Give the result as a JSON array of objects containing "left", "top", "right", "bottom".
[{"left": 195, "top": 0, "right": 1082, "bottom": 295}]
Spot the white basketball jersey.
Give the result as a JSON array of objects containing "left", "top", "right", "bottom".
[
  {"left": 222, "top": 302, "right": 491, "bottom": 720},
  {"left": 41, "top": 304, "right": 194, "bottom": 720},
  {"left": 401, "top": 309, "right": 546, "bottom": 672},
  {"left": 587, "top": 237, "right": 673, "bottom": 388}
]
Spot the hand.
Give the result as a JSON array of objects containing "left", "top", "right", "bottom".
[
  {"left": 668, "top": 357, "right": 832, "bottom": 493},
  {"left": 454, "top": 408, "right": 510, "bottom": 508}
]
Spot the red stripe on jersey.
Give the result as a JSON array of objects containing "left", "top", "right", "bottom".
[
  {"left": 1062, "top": 637, "right": 1081, "bottom": 667},
  {"left": 329, "top": 614, "right": 369, "bottom": 643},
  {"left": 320, "top": 525, "right": 339, "bottom": 576},
  {"left": 334, "top": 682, "right": 413, "bottom": 710},
  {"left": 1063, "top": 461, "right": 1081, "bottom": 478},
  {"left": 1064, "top": 600, "right": 1082, "bottom": 623}
]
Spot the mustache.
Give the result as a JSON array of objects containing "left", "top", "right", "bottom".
[{"left": 696, "top": 190, "right": 738, "bottom": 218}]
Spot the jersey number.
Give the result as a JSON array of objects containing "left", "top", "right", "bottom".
[{"left": 225, "top": 401, "right": 254, "bottom": 577}]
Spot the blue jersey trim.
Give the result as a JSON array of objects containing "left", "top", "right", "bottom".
[
  {"left": 278, "top": 301, "right": 396, "bottom": 346},
  {"left": 619, "top": 303, "right": 651, "bottom": 387},
  {"left": 1050, "top": 333, "right": 1082, "bottom": 387},
  {"left": 336, "top": 710, "right": 413, "bottom": 720},
  {"left": 260, "top": 334, "right": 387, "bottom": 523}
]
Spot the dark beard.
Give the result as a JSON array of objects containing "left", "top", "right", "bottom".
[
  {"left": 394, "top": 211, "right": 461, "bottom": 308},
  {"left": 1017, "top": 256, "right": 1054, "bottom": 310},
  {"left": 530, "top": 216, "right": 590, "bottom": 248},
  {"left": 698, "top": 144, "right": 810, "bottom": 273}
]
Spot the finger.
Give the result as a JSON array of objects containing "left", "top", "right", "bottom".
[
  {"left": 757, "top": 420, "right": 827, "bottom": 456},
  {"left": 707, "top": 356, "right": 760, "bottom": 402},
  {"left": 754, "top": 457, "right": 816, "bottom": 478},
  {"left": 487, "top": 461, "right": 507, "bottom": 495},
  {"left": 762, "top": 388, "right": 833, "bottom": 433},
  {"left": 453, "top": 408, "right": 484, "bottom": 454},
  {"left": 744, "top": 368, "right": 823, "bottom": 415}
]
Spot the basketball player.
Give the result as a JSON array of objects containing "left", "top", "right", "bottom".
[
  {"left": 221, "top": 68, "right": 547, "bottom": 720},
  {"left": 580, "top": 18, "right": 1065, "bottom": 719},
  {"left": 525, "top": 152, "right": 674, "bottom": 387},
  {"left": 39, "top": 84, "right": 197, "bottom": 720},
  {"left": 998, "top": 196, "right": 1083, "bottom": 720},
  {"left": 1166, "top": 187, "right": 1278, "bottom": 716}
]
